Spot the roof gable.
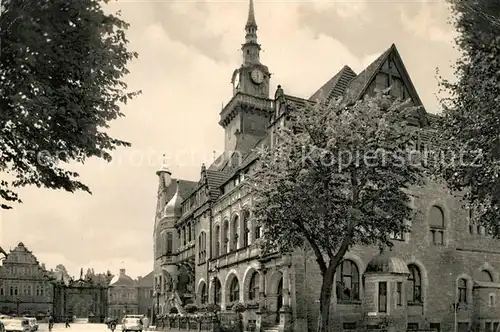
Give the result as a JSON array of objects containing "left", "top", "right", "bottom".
[
  {"left": 343, "top": 44, "right": 424, "bottom": 109},
  {"left": 309, "top": 65, "right": 357, "bottom": 103},
  {"left": 342, "top": 46, "right": 392, "bottom": 105}
]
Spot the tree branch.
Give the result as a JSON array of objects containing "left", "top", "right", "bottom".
[
  {"left": 291, "top": 217, "right": 327, "bottom": 273},
  {"left": 331, "top": 168, "right": 358, "bottom": 262}
]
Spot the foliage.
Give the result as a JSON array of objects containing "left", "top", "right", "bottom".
[
  {"left": 0, "top": 0, "right": 140, "bottom": 209},
  {"left": 232, "top": 302, "right": 246, "bottom": 313},
  {"left": 169, "top": 307, "right": 178, "bottom": 314},
  {"left": 249, "top": 90, "right": 426, "bottom": 332},
  {"left": 53, "top": 264, "right": 71, "bottom": 281},
  {"left": 165, "top": 311, "right": 215, "bottom": 321},
  {"left": 185, "top": 304, "right": 198, "bottom": 314},
  {"left": 434, "top": 0, "right": 500, "bottom": 235},
  {"left": 205, "top": 304, "right": 220, "bottom": 313}
]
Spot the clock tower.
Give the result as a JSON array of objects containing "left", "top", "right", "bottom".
[
  {"left": 221, "top": 0, "right": 273, "bottom": 157},
  {"left": 231, "top": 0, "right": 270, "bottom": 98}
]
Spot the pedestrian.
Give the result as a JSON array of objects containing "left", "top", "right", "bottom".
[
  {"left": 65, "top": 316, "right": 71, "bottom": 328},
  {"left": 48, "top": 315, "right": 54, "bottom": 332}
]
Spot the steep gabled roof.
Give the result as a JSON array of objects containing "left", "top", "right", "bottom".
[
  {"left": 342, "top": 44, "right": 424, "bottom": 109},
  {"left": 342, "top": 46, "right": 393, "bottom": 105},
  {"left": 309, "top": 65, "right": 357, "bottom": 103},
  {"left": 206, "top": 169, "right": 231, "bottom": 201}
]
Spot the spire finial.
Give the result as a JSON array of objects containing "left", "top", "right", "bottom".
[
  {"left": 246, "top": 0, "right": 257, "bottom": 28},
  {"left": 156, "top": 153, "right": 171, "bottom": 175}
]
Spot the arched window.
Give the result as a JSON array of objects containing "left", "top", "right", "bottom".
[
  {"left": 222, "top": 220, "right": 229, "bottom": 254},
  {"left": 214, "top": 226, "right": 220, "bottom": 257},
  {"left": 231, "top": 216, "right": 239, "bottom": 251},
  {"left": 407, "top": 264, "right": 422, "bottom": 303},
  {"left": 213, "top": 278, "right": 221, "bottom": 305},
  {"left": 248, "top": 272, "right": 260, "bottom": 300},
  {"left": 166, "top": 232, "right": 173, "bottom": 254},
  {"left": 335, "top": 260, "right": 360, "bottom": 302},
  {"left": 160, "top": 232, "right": 166, "bottom": 255},
  {"left": 429, "top": 205, "right": 445, "bottom": 245},
  {"left": 229, "top": 277, "right": 240, "bottom": 302},
  {"left": 198, "top": 232, "right": 207, "bottom": 263},
  {"left": 243, "top": 210, "right": 250, "bottom": 247},
  {"left": 255, "top": 221, "right": 261, "bottom": 240},
  {"left": 479, "top": 270, "right": 493, "bottom": 282},
  {"left": 200, "top": 283, "right": 207, "bottom": 305},
  {"left": 458, "top": 278, "right": 467, "bottom": 303}
]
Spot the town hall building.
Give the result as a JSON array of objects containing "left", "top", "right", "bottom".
[{"left": 152, "top": 1, "right": 500, "bottom": 331}]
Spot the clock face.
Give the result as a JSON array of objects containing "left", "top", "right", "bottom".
[{"left": 251, "top": 68, "right": 265, "bottom": 84}]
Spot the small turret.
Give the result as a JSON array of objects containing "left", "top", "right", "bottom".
[
  {"left": 164, "top": 180, "right": 183, "bottom": 217},
  {"left": 156, "top": 154, "right": 172, "bottom": 188}
]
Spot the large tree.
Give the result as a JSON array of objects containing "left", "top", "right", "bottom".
[
  {"left": 435, "top": 0, "right": 500, "bottom": 235},
  {"left": 250, "top": 91, "right": 426, "bottom": 332},
  {"left": 54, "top": 263, "right": 71, "bottom": 281},
  {"left": 0, "top": 0, "right": 139, "bottom": 209}
]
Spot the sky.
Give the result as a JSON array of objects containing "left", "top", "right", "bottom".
[{"left": 0, "top": 0, "right": 459, "bottom": 279}]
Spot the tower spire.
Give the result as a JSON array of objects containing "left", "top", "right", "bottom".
[
  {"left": 246, "top": 0, "right": 257, "bottom": 29},
  {"left": 242, "top": 0, "right": 260, "bottom": 64}
]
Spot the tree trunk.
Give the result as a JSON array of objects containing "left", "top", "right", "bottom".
[{"left": 316, "top": 265, "right": 335, "bottom": 332}]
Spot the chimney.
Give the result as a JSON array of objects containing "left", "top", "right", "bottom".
[{"left": 120, "top": 268, "right": 126, "bottom": 276}]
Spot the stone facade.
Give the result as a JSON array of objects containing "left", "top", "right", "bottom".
[
  {"left": 107, "top": 268, "right": 139, "bottom": 320},
  {"left": 137, "top": 271, "right": 154, "bottom": 319},
  {"left": 151, "top": 1, "right": 500, "bottom": 332},
  {"left": 0, "top": 242, "right": 54, "bottom": 316},
  {"left": 52, "top": 276, "right": 108, "bottom": 322}
]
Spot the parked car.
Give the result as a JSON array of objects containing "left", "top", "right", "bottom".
[
  {"left": 1, "top": 318, "right": 30, "bottom": 332},
  {"left": 22, "top": 318, "right": 37, "bottom": 332},
  {"left": 122, "top": 317, "right": 143, "bottom": 332}
]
